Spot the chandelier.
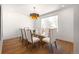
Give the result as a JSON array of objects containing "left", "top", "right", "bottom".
[{"left": 30, "top": 7, "right": 39, "bottom": 20}]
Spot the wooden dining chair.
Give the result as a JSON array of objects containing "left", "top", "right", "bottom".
[
  {"left": 25, "top": 29, "right": 40, "bottom": 48},
  {"left": 20, "top": 28, "right": 28, "bottom": 47},
  {"left": 42, "top": 29, "right": 56, "bottom": 53},
  {"left": 42, "top": 28, "right": 57, "bottom": 45},
  {"left": 51, "top": 39, "right": 66, "bottom": 54},
  {"left": 42, "top": 29, "right": 50, "bottom": 44}
]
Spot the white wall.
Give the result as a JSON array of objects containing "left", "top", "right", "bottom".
[
  {"left": 41, "top": 7, "right": 74, "bottom": 42},
  {"left": 74, "top": 5, "right": 79, "bottom": 53},
  {"left": 2, "top": 5, "right": 33, "bottom": 40},
  {"left": 0, "top": 5, "right": 2, "bottom": 53},
  {"left": 57, "top": 8, "right": 74, "bottom": 42}
]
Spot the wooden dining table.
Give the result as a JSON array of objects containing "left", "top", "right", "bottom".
[{"left": 34, "top": 34, "right": 54, "bottom": 53}]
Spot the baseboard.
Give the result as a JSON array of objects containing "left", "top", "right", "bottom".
[
  {"left": 56, "top": 39, "right": 73, "bottom": 44},
  {"left": 3, "top": 36, "right": 21, "bottom": 41},
  {"left": 3, "top": 36, "right": 21, "bottom": 40}
]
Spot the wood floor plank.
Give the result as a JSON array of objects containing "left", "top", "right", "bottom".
[
  {"left": 2, "top": 38, "right": 73, "bottom": 54},
  {"left": 2, "top": 38, "right": 49, "bottom": 54}
]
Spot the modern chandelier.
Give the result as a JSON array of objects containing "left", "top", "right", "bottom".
[{"left": 30, "top": 7, "right": 39, "bottom": 20}]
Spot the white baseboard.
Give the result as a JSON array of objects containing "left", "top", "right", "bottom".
[{"left": 3, "top": 35, "right": 21, "bottom": 40}]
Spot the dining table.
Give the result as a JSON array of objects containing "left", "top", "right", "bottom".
[
  {"left": 32, "top": 33, "right": 46, "bottom": 47},
  {"left": 32, "top": 33, "right": 53, "bottom": 53}
]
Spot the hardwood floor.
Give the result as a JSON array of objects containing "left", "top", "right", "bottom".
[
  {"left": 2, "top": 37, "right": 73, "bottom": 54},
  {"left": 55, "top": 39, "right": 73, "bottom": 53},
  {"left": 2, "top": 37, "right": 49, "bottom": 54}
]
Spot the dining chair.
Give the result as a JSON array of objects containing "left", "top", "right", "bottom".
[
  {"left": 42, "top": 28, "right": 50, "bottom": 43},
  {"left": 42, "top": 28, "right": 57, "bottom": 44},
  {"left": 42, "top": 29, "right": 56, "bottom": 53},
  {"left": 20, "top": 28, "right": 27, "bottom": 47},
  {"left": 52, "top": 39, "right": 66, "bottom": 54},
  {"left": 25, "top": 29, "right": 40, "bottom": 48}
]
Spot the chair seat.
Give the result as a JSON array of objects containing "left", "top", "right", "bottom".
[
  {"left": 42, "top": 37, "right": 50, "bottom": 43},
  {"left": 29, "top": 37, "right": 40, "bottom": 43}
]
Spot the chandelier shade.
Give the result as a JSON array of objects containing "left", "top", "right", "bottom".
[
  {"left": 30, "top": 13, "right": 39, "bottom": 20},
  {"left": 30, "top": 7, "right": 39, "bottom": 20}
]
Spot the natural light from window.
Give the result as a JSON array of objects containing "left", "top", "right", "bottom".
[{"left": 41, "top": 15, "right": 58, "bottom": 31}]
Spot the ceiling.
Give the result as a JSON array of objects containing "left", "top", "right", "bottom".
[{"left": 3, "top": 4, "right": 72, "bottom": 16}]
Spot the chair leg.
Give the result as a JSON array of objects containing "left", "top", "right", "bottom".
[
  {"left": 54, "top": 41, "right": 57, "bottom": 49},
  {"left": 21, "top": 39, "right": 27, "bottom": 48},
  {"left": 41, "top": 41, "right": 43, "bottom": 48},
  {"left": 25, "top": 41, "right": 29, "bottom": 48},
  {"left": 32, "top": 43, "right": 35, "bottom": 48},
  {"left": 28, "top": 43, "right": 34, "bottom": 52},
  {"left": 22, "top": 39, "right": 24, "bottom": 45},
  {"left": 48, "top": 44, "right": 54, "bottom": 54},
  {"left": 41, "top": 41, "right": 46, "bottom": 48},
  {"left": 39, "top": 40, "right": 43, "bottom": 48}
]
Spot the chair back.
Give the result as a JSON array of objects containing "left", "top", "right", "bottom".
[
  {"left": 25, "top": 29, "right": 33, "bottom": 43},
  {"left": 20, "top": 28, "right": 26, "bottom": 40},
  {"left": 49, "top": 29, "right": 53, "bottom": 44},
  {"left": 49, "top": 28, "right": 58, "bottom": 48},
  {"left": 42, "top": 28, "right": 49, "bottom": 37}
]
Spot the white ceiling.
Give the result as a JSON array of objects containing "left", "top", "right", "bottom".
[{"left": 3, "top": 4, "right": 71, "bottom": 16}]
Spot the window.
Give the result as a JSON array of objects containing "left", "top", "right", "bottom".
[{"left": 41, "top": 15, "right": 58, "bottom": 31}]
